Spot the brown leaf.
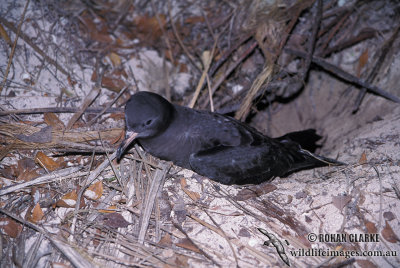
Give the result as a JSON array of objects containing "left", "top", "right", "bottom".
[
  {"left": 184, "top": 16, "right": 205, "bottom": 24},
  {"left": 158, "top": 233, "right": 172, "bottom": 247},
  {"left": 84, "top": 181, "right": 103, "bottom": 200},
  {"left": 332, "top": 195, "right": 352, "bottom": 211},
  {"left": 364, "top": 219, "right": 377, "bottom": 233},
  {"left": 108, "top": 130, "right": 124, "bottom": 145},
  {"left": 359, "top": 152, "right": 367, "bottom": 164},
  {"left": 180, "top": 178, "right": 200, "bottom": 201},
  {"left": 101, "top": 212, "right": 129, "bottom": 228},
  {"left": 381, "top": 220, "right": 400, "bottom": 243},
  {"left": 67, "top": 75, "right": 77, "bottom": 87},
  {"left": 27, "top": 203, "right": 44, "bottom": 223},
  {"left": 174, "top": 255, "right": 189, "bottom": 267},
  {"left": 56, "top": 190, "right": 85, "bottom": 208},
  {"left": 134, "top": 14, "right": 166, "bottom": 43},
  {"left": 101, "top": 76, "right": 127, "bottom": 92},
  {"left": 35, "top": 151, "right": 60, "bottom": 171},
  {"left": 79, "top": 11, "right": 112, "bottom": 43},
  {"left": 44, "top": 113, "right": 65, "bottom": 130},
  {"left": 0, "top": 23, "right": 12, "bottom": 45},
  {"left": 357, "top": 49, "right": 369, "bottom": 77},
  {"left": 0, "top": 217, "right": 22, "bottom": 238},
  {"left": 176, "top": 238, "right": 200, "bottom": 253},
  {"left": 17, "top": 169, "right": 39, "bottom": 182},
  {"left": 98, "top": 205, "right": 117, "bottom": 213},
  {"left": 234, "top": 183, "right": 277, "bottom": 201},
  {"left": 107, "top": 52, "right": 121, "bottom": 67}
]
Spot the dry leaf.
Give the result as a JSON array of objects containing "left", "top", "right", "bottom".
[
  {"left": 0, "top": 23, "right": 11, "bottom": 45},
  {"left": 17, "top": 169, "right": 39, "bottom": 182},
  {"left": 0, "top": 217, "right": 22, "bottom": 238},
  {"left": 158, "top": 233, "right": 172, "bottom": 247},
  {"left": 67, "top": 75, "right": 77, "bottom": 87},
  {"left": 332, "top": 195, "right": 352, "bottom": 211},
  {"left": 175, "top": 238, "right": 200, "bottom": 253},
  {"left": 359, "top": 152, "right": 367, "bottom": 164},
  {"left": 101, "top": 76, "right": 127, "bottom": 92},
  {"left": 357, "top": 49, "right": 369, "bottom": 77},
  {"left": 27, "top": 203, "right": 45, "bottom": 223},
  {"left": 84, "top": 181, "right": 103, "bottom": 200},
  {"left": 44, "top": 113, "right": 65, "bottom": 130},
  {"left": 101, "top": 212, "right": 129, "bottom": 228},
  {"left": 98, "top": 205, "right": 117, "bottom": 213},
  {"left": 108, "top": 52, "right": 121, "bottom": 67},
  {"left": 35, "top": 151, "right": 60, "bottom": 171},
  {"left": 180, "top": 178, "right": 200, "bottom": 201},
  {"left": 174, "top": 255, "right": 189, "bottom": 267},
  {"left": 109, "top": 130, "right": 124, "bottom": 145},
  {"left": 381, "top": 220, "right": 399, "bottom": 243},
  {"left": 79, "top": 11, "right": 112, "bottom": 43},
  {"left": 234, "top": 183, "right": 277, "bottom": 201},
  {"left": 134, "top": 14, "right": 166, "bottom": 42},
  {"left": 56, "top": 190, "right": 85, "bottom": 208},
  {"left": 184, "top": 16, "right": 205, "bottom": 24},
  {"left": 364, "top": 219, "right": 377, "bottom": 233}
]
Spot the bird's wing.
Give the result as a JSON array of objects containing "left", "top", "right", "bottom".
[{"left": 188, "top": 144, "right": 280, "bottom": 185}]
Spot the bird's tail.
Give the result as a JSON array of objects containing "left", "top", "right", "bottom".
[
  {"left": 275, "top": 129, "right": 345, "bottom": 176},
  {"left": 284, "top": 148, "right": 345, "bottom": 177}
]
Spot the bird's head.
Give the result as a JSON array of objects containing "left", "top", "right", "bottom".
[{"left": 116, "top": 91, "right": 174, "bottom": 160}]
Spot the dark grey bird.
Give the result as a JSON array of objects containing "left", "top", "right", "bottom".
[{"left": 116, "top": 91, "right": 344, "bottom": 185}]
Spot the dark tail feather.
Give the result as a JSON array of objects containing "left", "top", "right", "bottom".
[
  {"left": 283, "top": 149, "right": 346, "bottom": 177},
  {"left": 276, "top": 129, "right": 322, "bottom": 153},
  {"left": 275, "top": 129, "right": 346, "bottom": 176}
]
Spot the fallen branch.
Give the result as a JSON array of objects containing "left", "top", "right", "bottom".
[{"left": 285, "top": 48, "right": 400, "bottom": 103}]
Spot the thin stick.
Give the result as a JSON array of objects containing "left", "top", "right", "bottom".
[
  {"left": 0, "top": 17, "right": 69, "bottom": 77},
  {"left": 87, "top": 86, "right": 128, "bottom": 126},
  {"left": 0, "top": 0, "right": 31, "bottom": 93},
  {"left": 0, "top": 106, "right": 123, "bottom": 116},
  {"left": 285, "top": 48, "right": 400, "bottom": 103},
  {"left": 189, "top": 41, "right": 217, "bottom": 108}
]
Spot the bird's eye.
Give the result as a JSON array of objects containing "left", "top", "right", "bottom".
[{"left": 145, "top": 119, "right": 153, "bottom": 126}]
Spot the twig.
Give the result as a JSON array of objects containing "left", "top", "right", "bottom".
[
  {"left": 318, "top": 10, "right": 352, "bottom": 56},
  {"left": 87, "top": 86, "right": 128, "bottom": 126},
  {"left": 0, "top": 17, "right": 69, "bottom": 77},
  {"left": 167, "top": 0, "right": 200, "bottom": 73},
  {"left": 285, "top": 48, "right": 400, "bottom": 103},
  {"left": 0, "top": 208, "right": 98, "bottom": 268},
  {"left": 0, "top": 106, "right": 123, "bottom": 116},
  {"left": 202, "top": 211, "right": 239, "bottom": 266},
  {"left": 301, "top": 0, "right": 322, "bottom": 80},
  {"left": 353, "top": 25, "right": 400, "bottom": 112},
  {"left": 0, "top": 167, "right": 84, "bottom": 196},
  {"left": 66, "top": 86, "right": 101, "bottom": 130},
  {"left": 235, "top": 64, "right": 274, "bottom": 120},
  {"left": 202, "top": 41, "right": 258, "bottom": 109},
  {"left": 189, "top": 41, "right": 217, "bottom": 108},
  {"left": 321, "top": 28, "right": 376, "bottom": 57},
  {"left": 171, "top": 220, "right": 221, "bottom": 267},
  {"left": 138, "top": 162, "right": 171, "bottom": 244},
  {"left": 0, "top": 0, "right": 30, "bottom": 93}
]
